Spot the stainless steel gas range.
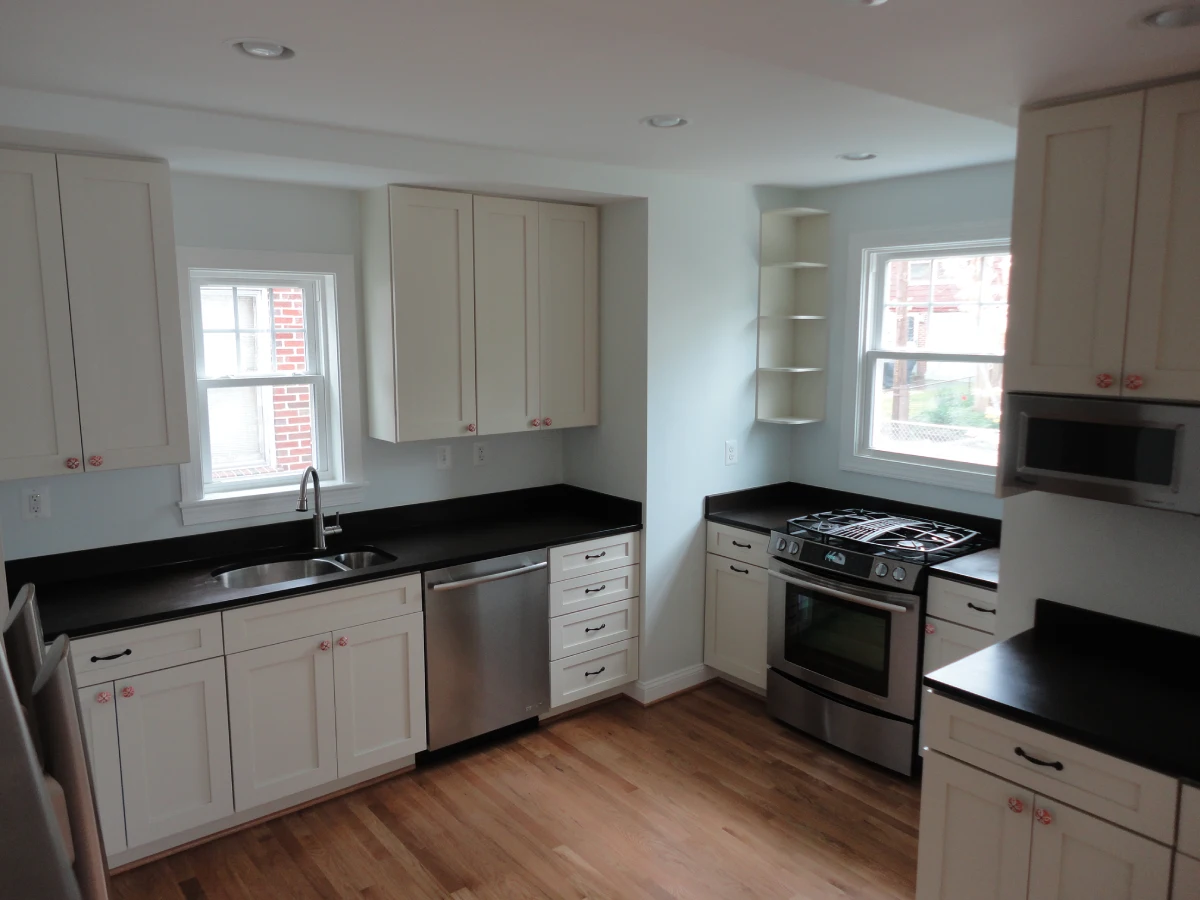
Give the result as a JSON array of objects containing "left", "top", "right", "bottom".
[{"left": 766, "top": 509, "right": 987, "bottom": 776}]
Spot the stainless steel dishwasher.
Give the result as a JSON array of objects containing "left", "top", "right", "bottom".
[{"left": 424, "top": 549, "right": 550, "bottom": 750}]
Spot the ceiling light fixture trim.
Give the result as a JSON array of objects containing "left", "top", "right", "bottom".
[
  {"left": 642, "top": 114, "right": 689, "bottom": 128},
  {"left": 231, "top": 39, "right": 296, "bottom": 60},
  {"left": 1141, "top": 4, "right": 1200, "bottom": 26}
]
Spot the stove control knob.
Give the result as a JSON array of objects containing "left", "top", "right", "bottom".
[
  {"left": 776, "top": 538, "right": 788, "bottom": 552},
  {"left": 875, "top": 563, "right": 889, "bottom": 578},
  {"left": 892, "top": 566, "right": 907, "bottom": 582},
  {"left": 788, "top": 542, "right": 800, "bottom": 555}
]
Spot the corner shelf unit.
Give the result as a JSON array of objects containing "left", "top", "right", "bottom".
[{"left": 756, "top": 207, "right": 830, "bottom": 424}]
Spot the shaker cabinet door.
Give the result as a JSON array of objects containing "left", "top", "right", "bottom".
[
  {"left": 703, "top": 554, "right": 768, "bottom": 689},
  {"left": 77, "top": 681, "right": 126, "bottom": 854}
]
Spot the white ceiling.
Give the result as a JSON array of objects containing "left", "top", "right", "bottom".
[{"left": 0, "top": 0, "right": 1197, "bottom": 186}]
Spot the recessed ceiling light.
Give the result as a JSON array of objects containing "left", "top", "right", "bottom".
[
  {"left": 642, "top": 115, "right": 688, "bottom": 129},
  {"left": 233, "top": 39, "right": 295, "bottom": 60},
  {"left": 1142, "top": 4, "right": 1200, "bottom": 26},
  {"left": 837, "top": 152, "right": 878, "bottom": 161}
]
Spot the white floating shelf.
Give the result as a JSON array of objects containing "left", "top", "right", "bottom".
[
  {"left": 757, "top": 416, "right": 822, "bottom": 425},
  {"left": 759, "top": 315, "right": 826, "bottom": 321},
  {"left": 763, "top": 207, "right": 828, "bottom": 219},
  {"left": 758, "top": 366, "right": 824, "bottom": 374},
  {"left": 762, "top": 261, "right": 827, "bottom": 269}
]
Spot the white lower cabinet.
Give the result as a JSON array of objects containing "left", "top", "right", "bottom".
[
  {"left": 923, "top": 617, "right": 995, "bottom": 675},
  {"left": 333, "top": 615, "right": 427, "bottom": 777},
  {"left": 1174, "top": 854, "right": 1200, "bottom": 900},
  {"left": 77, "top": 681, "right": 126, "bottom": 854},
  {"left": 114, "top": 657, "right": 234, "bottom": 848},
  {"left": 703, "top": 552, "right": 768, "bottom": 689},
  {"left": 550, "top": 637, "right": 639, "bottom": 707},
  {"left": 225, "top": 633, "right": 338, "bottom": 811}
]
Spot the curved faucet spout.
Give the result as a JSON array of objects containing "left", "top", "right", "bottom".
[{"left": 296, "top": 466, "right": 340, "bottom": 551}]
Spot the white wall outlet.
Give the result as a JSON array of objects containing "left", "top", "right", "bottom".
[
  {"left": 474, "top": 442, "right": 487, "bottom": 467},
  {"left": 436, "top": 445, "right": 452, "bottom": 470},
  {"left": 725, "top": 440, "right": 738, "bottom": 466},
  {"left": 22, "top": 486, "right": 51, "bottom": 520}
]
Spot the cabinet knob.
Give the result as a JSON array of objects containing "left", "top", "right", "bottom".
[
  {"left": 319, "top": 640, "right": 332, "bottom": 651},
  {"left": 1007, "top": 797, "right": 1024, "bottom": 814},
  {"left": 95, "top": 691, "right": 112, "bottom": 704},
  {"left": 1034, "top": 807, "right": 1053, "bottom": 826},
  {"left": 925, "top": 623, "right": 936, "bottom": 635},
  {"left": 1095, "top": 373, "right": 1114, "bottom": 389},
  {"left": 65, "top": 457, "right": 81, "bottom": 470},
  {"left": 1124, "top": 374, "right": 1143, "bottom": 391},
  {"left": 337, "top": 636, "right": 348, "bottom": 647},
  {"left": 120, "top": 686, "right": 135, "bottom": 699},
  {"left": 531, "top": 418, "right": 541, "bottom": 427},
  {"left": 88, "top": 455, "right": 104, "bottom": 467},
  {"left": 543, "top": 417, "right": 552, "bottom": 427},
  {"left": 466, "top": 423, "right": 477, "bottom": 433}
]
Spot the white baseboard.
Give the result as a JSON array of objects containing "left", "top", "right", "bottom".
[{"left": 624, "top": 663, "right": 715, "bottom": 705}]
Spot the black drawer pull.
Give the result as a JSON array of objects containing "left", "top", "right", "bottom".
[
  {"left": 731, "top": 541, "right": 752, "bottom": 549},
  {"left": 1015, "top": 747, "right": 1063, "bottom": 770},
  {"left": 585, "top": 551, "right": 606, "bottom": 560},
  {"left": 90, "top": 649, "right": 132, "bottom": 663},
  {"left": 584, "top": 666, "right": 606, "bottom": 677},
  {"left": 585, "top": 624, "right": 607, "bottom": 633},
  {"left": 584, "top": 585, "right": 607, "bottom": 594},
  {"left": 967, "top": 603, "right": 996, "bottom": 615},
  {"left": 730, "top": 565, "right": 749, "bottom": 574}
]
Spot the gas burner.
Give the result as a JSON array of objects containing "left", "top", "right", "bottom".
[{"left": 785, "top": 508, "right": 982, "bottom": 564}]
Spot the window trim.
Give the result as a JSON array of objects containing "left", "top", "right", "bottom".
[
  {"left": 176, "top": 248, "right": 364, "bottom": 526},
  {"left": 839, "top": 222, "right": 1010, "bottom": 494}
]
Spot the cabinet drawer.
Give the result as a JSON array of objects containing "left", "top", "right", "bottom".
[
  {"left": 222, "top": 574, "right": 422, "bottom": 653},
  {"left": 927, "top": 576, "right": 998, "bottom": 634},
  {"left": 705, "top": 522, "right": 769, "bottom": 569},
  {"left": 550, "top": 596, "right": 638, "bottom": 661},
  {"left": 549, "top": 564, "right": 639, "bottom": 618},
  {"left": 550, "top": 638, "right": 639, "bottom": 708},
  {"left": 924, "top": 692, "right": 1178, "bottom": 843},
  {"left": 549, "top": 532, "right": 639, "bottom": 583},
  {"left": 71, "top": 613, "right": 223, "bottom": 688},
  {"left": 1180, "top": 786, "right": 1200, "bottom": 859}
]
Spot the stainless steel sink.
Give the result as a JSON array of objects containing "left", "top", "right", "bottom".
[{"left": 212, "top": 547, "right": 397, "bottom": 589}]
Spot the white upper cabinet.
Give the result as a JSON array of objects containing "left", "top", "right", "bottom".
[
  {"left": 538, "top": 202, "right": 598, "bottom": 430},
  {"left": 474, "top": 196, "right": 540, "bottom": 435},
  {"left": 1006, "top": 92, "right": 1144, "bottom": 397},
  {"left": 57, "top": 154, "right": 188, "bottom": 471},
  {"left": 0, "top": 149, "right": 83, "bottom": 479},
  {"left": 1124, "top": 81, "right": 1200, "bottom": 401},
  {"left": 363, "top": 186, "right": 477, "bottom": 442}
]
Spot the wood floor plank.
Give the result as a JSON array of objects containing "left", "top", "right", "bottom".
[{"left": 113, "top": 683, "right": 921, "bottom": 900}]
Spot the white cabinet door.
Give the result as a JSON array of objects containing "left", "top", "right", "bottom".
[
  {"left": 333, "top": 615, "right": 427, "bottom": 777},
  {"left": 1027, "top": 797, "right": 1171, "bottom": 900},
  {"left": 1124, "top": 81, "right": 1200, "bottom": 402},
  {"left": 226, "top": 633, "right": 337, "bottom": 810},
  {"left": 1006, "top": 92, "right": 1144, "bottom": 397},
  {"left": 0, "top": 148, "right": 83, "bottom": 481},
  {"left": 703, "top": 554, "right": 768, "bottom": 689},
  {"left": 1173, "top": 854, "right": 1200, "bottom": 900},
  {"left": 474, "top": 196, "right": 541, "bottom": 436},
  {"left": 916, "top": 752, "right": 1032, "bottom": 900},
  {"left": 386, "top": 186, "right": 477, "bottom": 441},
  {"left": 56, "top": 155, "right": 189, "bottom": 471},
  {"left": 77, "top": 681, "right": 126, "bottom": 854},
  {"left": 923, "top": 618, "right": 995, "bottom": 675},
  {"left": 538, "top": 202, "right": 598, "bottom": 430},
  {"left": 114, "top": 657, "right": 233, "bottom": 848}
]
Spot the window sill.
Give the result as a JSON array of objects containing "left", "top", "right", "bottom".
[
  {"left": 179, "top": 482, "right": 366, "bottom": 526},
  {"left": 839, "top": 453, "right": 996, "bottom": 494}
]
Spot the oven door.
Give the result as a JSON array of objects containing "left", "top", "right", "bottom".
[{"left": 767, "top": 560, "right": 920, "bottom": 720}]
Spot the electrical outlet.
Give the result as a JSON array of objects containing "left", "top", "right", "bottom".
[
  {"left": 22, "top": 485, "right": 51, "bottom": 520},
  {"left": 725, "top": 440, "right": 738, "bottom": 466},
  {"left": 436, "top": 445, "right": 452, "bottom": 470},
  {"left": 474, "top": 442, "right": 487, "bottom": 467}
]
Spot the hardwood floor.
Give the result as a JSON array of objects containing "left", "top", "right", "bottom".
[{"left": 111, "top": 683, "right": 921, "bottom": 900}]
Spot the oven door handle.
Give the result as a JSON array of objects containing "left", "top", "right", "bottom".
[{"left": 767, "top": 569, "right": 910, "bottom": 613}]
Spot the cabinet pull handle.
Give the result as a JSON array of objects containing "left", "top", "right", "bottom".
[
  {"left": 337, "top": 636, "right": 349, "bottom": 647},
  {"left": 585, "top": 551, "right": 606, "bottom": 560},
  {"left": 466, "top": 423, "right": 477, "bottom": 433},
  {"left": 90, "top": 649, "right": 132, "bottom": 663},
  {"left": 65, "top": 457, "right": 81, "bottom": 470},
  {"left": 320, "top": 640, "right": 332, "bottom": 651},
  {"left": 120, "top": 686, "right": 135, "bottom": 699},
  {"left": 585, "top": 624, "right": 607, "bottom": 633},
  {"left": 1007, "top": 797, "right": 1024, "bottom": 814},
  {"left": 88, "top": 455, "right": 104, "bottom": 467},
  {"left": 543, "top": 417, "right": 552, "bottom": 427},
  {"left": 1015, "top": 747, "right": 1063, "bottom": 770},
  {"left": 925, "top": 623, "right": 936, "bottom": 635},
  {"left": 584, "top": 666, "right": 606, "bottom": 677},
  {"left": 95, "top": 691, "right": 112, "bottom": 704},
  {"left": 730, "top": 565, "right": 749, "bottom": 574},
  {"left": 584, "top": 585, "right": 607, "bottom": 594},
  {"left": 1095, "top": 373, "right": 1114, "bottom": 389},
  {"left": 967, "top": 603, "right": 996, "bottom": 615},
  {"left": 1124, "top": 374, "right": 1143, "bottom": 391},
  {"left": 1034, "top": 808, "right": 1054, "bottom": 826},
  {"left": 531, "top": 418, "right": 541, "bottom": 427},
  {"left": 731, "top": 541, "right": 752, "bottom": 549}
]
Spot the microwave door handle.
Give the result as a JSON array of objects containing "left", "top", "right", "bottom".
[{"left": 767, "top": 569, "right": 910, "bottom": 614}]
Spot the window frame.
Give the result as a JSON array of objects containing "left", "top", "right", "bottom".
[
  {"left": 839, "top": 223, "right": 1010, "bottom": 494},
  {"left": 176, "top": 248, "right": 364, "bottom": 525}
]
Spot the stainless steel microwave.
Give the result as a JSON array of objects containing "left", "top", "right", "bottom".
[{"left": 1000, "top": 392, "right": 1200, "bottom": 514}]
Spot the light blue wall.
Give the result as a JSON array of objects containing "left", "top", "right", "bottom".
[{"left": 789, "top": 162, "right": 1016, "bottom": 519}]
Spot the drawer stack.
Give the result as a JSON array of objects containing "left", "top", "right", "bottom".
[{"left": 547, "top": 532, "right": 641, "bottom": 707}]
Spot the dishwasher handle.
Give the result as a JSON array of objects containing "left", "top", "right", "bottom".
[{"left": 430, "top": 561, "right": 548, "bottom": 592}]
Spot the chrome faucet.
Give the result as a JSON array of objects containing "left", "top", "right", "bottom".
[{"left": 296, "top": 466, "right": 342, "bottom": 551}]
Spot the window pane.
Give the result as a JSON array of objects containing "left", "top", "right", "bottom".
[
  {"left": 879, "top": 253, "right": 1010, "bottom": 354},
  {"left": 238, "top": 333, "right": 274, "bottom": 374},
  {"left": 202, "top": 333, "right": 237, "bottom": 377},
  {"left": 869, "top": 359, "right": 1003, "bottom": 467},
  {"left": 200, "top": 286, "right": 235, "bottom": 330},
  {"left": 195, "top": 282, "right": 311, "bottom": 376},
  {"left": 237, "top": 288, "right": 272, "bottom": 330},
  {"left": 207, "top": 384, "right": 316, "bottom": 483}
]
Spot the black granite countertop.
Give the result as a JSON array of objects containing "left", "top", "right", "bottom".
[
  {"left": 8, "top": 485, "right": 641, "bottom": 640},
  {"left": 925, "top": 599, "right": 1200, "bottom": 782},
  {"left": 930, "top": 547, "right": 1000, "bottom": 589}
]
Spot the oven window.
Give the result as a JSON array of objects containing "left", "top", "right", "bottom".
[
  {"left": 783, "top": 585, "right": 891, "bottom": 697},
  {"left": 1024, "top": 418, "right": 1176, "bottom": 486}
]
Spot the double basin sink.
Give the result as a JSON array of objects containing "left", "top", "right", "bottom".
[{"left": 212, "top": 548, "right": 396, "bottom": 590}]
